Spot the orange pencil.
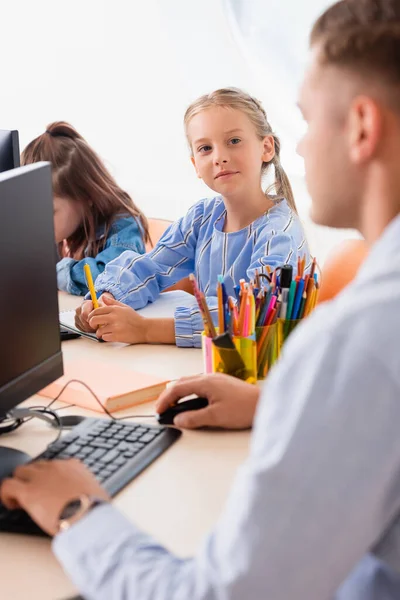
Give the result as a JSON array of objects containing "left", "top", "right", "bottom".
[
  {"left": 303, "top": 278, "right": 315, "bottom": 317},
  {"left": 237, "top": 287, "right": 248, "bottom": 336},
  {"left": 301, "top": 256, "right": 306, "bottom": 278},
  {"left": 249, "top": 292, "right": 256, "bottom": 336},
  {"left": 256, "top": 308, "right": 277, "bottom": 354},
  {"left": 310, "top": 256, "right": 317, "bottom": 278}
]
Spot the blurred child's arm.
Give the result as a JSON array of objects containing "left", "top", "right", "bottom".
[
  {"left": 56, "top": 218, "right": 146, "bottom": 296},
  {"left": 92, "top": 202, "right": 204, "bottom": 309}
]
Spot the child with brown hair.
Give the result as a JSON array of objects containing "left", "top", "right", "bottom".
[{"left": 22, "top": 122, "right": 150, "bottom": 295}]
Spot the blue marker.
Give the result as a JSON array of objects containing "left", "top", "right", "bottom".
[{"left": 291, "top": 279, "right": 305, "bottom": 320}]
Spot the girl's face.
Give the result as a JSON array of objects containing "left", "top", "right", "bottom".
[
  {"left": 53, "top": 195, "right": 83, "bottom": 243},
  {"left": 188, "top": 106, "right": 274, "bottom": 198}
]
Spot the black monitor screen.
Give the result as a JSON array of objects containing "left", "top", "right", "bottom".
[
  {"left": 0, "top": 130, "right": 20, "bottom": 172},
  {"left": 0, "top": 163, "right": 62, "bottom": 417}
]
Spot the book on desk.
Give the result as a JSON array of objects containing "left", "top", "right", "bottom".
[{"left": 38, "top": 357, "right": 169, "bottom": 412}]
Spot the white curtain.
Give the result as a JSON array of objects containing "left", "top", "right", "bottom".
[
  {"left": 223, "top": 0, "right": 360, "bottom": 261},
  {"left": 224, "top": 0, "right": 333, "bottom": 177}
]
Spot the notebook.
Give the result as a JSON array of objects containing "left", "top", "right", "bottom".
[
  {"left": 38, "top": 358, "right": 169, "bottom": 412},
  {"left": 60, "top": 291, "right": 195, "bottom": 342}
]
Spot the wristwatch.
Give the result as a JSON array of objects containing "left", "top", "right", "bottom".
[{"left": 58, "top": 494, "right": 105, "bottom": 533}]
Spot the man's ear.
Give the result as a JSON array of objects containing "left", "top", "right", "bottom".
[
  {"left": 348, "top": 96, "right": 382, "bottom": 164},
  {"left": 191, "top": 156, "right": 202, "bottom": 179},
  {"left": 261, "top": 135, "right": 275, "bottom": 163}
]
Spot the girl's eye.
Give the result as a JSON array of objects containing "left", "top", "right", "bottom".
[
  {"left": 230, "top": 138, "right": 241, "bottom": 145},
  {"left": 198, "top": 145, "right": 212, "bottom": 153}
]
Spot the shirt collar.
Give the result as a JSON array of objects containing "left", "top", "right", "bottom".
[{"left": 355, "top": 213, "right": 400, "bottom": 283}]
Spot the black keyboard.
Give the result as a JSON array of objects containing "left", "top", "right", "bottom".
[
  {"left": 0, "top": 417, "right": 181, "bottom": 536},
  {"left": 60, "top": 326, "right": 80, "bottom": 341}
]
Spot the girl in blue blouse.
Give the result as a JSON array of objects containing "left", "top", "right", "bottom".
[
  {"left": 78, "top": 88, "right": 310, "bottom": 347},
  {"left": 21, "top": 122, "right": 150, "bottom": 295}
]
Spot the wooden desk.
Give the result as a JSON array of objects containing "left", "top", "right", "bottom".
[{"left": 0, "top": 293, "right": 251, "bottom": 600}]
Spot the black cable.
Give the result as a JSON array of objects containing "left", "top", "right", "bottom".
[
  {"left": 4, "top": 406, "right": 63, "bottom": 447},
  {"left": 0, "top": 378, "right": 155, "bottom": 439},
  {"left": 31, "top": 407, "right": 63, "bottom": 447},
  {"left": 46, "top": 378, "right": 154, "bottom": 420}
]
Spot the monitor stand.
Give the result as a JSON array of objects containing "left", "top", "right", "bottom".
[{"left": 0, "top": 446, "right": 31, "bottom": 481}]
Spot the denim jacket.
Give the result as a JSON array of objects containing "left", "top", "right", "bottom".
[{"left": 57, "top": 215, "right": 145, "bottom": 295}]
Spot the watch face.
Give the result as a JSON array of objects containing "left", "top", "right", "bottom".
[{"left": 60, "top": 498, "right": 83, "bottom": 520}]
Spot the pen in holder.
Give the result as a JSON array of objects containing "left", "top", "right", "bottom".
[
  {"left": 256, "top": 319, "right": 300, "bottom": 379},
  {"left": 202, "top": 330, "right": 257, "bottom": 384},
  {"left": 196, "top": 258, "right": 319, "bottom": 383}
]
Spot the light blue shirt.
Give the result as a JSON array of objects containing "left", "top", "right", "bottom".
[
  {"left": 92, "top": 196, "right": 309, "bottom": 347},
  {"left": 57, "top": 215, "right": 145, "bottom": 295},
  {"left": 54, "top": 214, "right": 400, "bottom": 599}
]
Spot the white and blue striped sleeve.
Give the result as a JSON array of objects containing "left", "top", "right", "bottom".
[
  {"left": 175, "top": 297, "right": 218, "bottom": 348},
  {"left": 93, "top": 201, "right": 205, "bottom": 309},
  {"left": 247, "top": 227, "right": 301, "bottom": 279}
]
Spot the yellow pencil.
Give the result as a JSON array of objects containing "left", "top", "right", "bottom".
[{"left": 84, "top": 263, "right": 99, "bottom": 309}]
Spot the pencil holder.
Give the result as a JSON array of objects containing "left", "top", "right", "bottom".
[
  {"left": 256, "top": 319, "right": 301, "bottom": 380},
  {"left": 202, "top": 331, "right": 257, "bottom": 384}
]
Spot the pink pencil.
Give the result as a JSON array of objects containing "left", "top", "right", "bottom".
[
  {"left": 264, "top": 295, "right": 277, "bottom": 326},
  {"left": 242, "top": 297, "right": 250, "bottom": 337}
]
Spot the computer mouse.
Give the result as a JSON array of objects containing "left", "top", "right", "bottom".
[
  {"left": 52, "top": 415, "right": 87, "bottom": 429},
  {"left": 156, "top": 397, "right": 209, "bottom": 425}
]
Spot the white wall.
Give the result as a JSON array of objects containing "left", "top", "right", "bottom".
[
  {"left": 5, "top": 0, "right": 259, "bottom": 220},
  {"left": 2, "top": 0, "right": 358, "bottom": 263}
]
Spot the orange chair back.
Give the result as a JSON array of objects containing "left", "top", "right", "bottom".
[
  {"left": 146, "top": 218, "right": 172, "bottom": 251},
  {"left": 318, "top": 239, "right": 368, "bottom": 304}
]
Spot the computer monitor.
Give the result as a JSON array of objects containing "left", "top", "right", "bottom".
[
  {"left": 0, "top": 130, "right": 20, "bottom": 172},
  {"left": 0, "top": 163, "right": 63, "bottom": 478}
]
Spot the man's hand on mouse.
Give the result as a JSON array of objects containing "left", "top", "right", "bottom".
[
  {"left": 0, "top": 459, "right": 109, "bottom": 536},
  {"left": 155, "top": 373, "right": 260, "bottom": 430}
]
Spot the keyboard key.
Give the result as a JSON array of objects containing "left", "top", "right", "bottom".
[
  {"left": 116, "top": 442, "right": 130, "bottom": 451},
  {"left": 99, "top": 450, "right": 120, "bottom": 464},
  {"left": 90, "top": 441, "right": 114, "bottom": 450},
  {"left": 106, "top": 463, "right": 120, "bottom": 472},
  {"left": 90, "top": 448, "right": 107, "bottom": 460},
  {"left": 130, "top": 442, "right": 145, "bottom": 450},
  {"left": 125, "top": 434, "right": 141, "bottom": 443},
  {"left": 78, "top": 447, "right": 92, "bottom": 456},
  {"left": 75, "top": 452, "right": 87, "bottom": 460},
  {"left": 138, "top": 433, "right": 157, "bottom": 443},
  {"left": 99, "top": 467, "right": 114, "bottom": 477},
  {"left": 108, "top": 424, "right": 124, "bottom": 432},
  {"left": 62, "top": 444, "right": 83, "bottom": 456}
]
